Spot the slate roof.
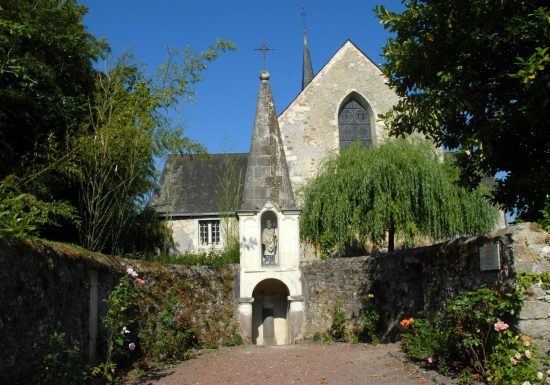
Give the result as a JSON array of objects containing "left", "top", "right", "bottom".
[{"left": 151, "top": 153, "right": 248, "bottom": 217}]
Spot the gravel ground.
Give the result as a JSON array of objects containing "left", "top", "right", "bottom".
[{"left": 130, "top": 342, "right": 435, "bottom": 385}]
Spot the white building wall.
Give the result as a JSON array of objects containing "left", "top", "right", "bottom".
[{"left": 167, "top": 217, "right": 236, "bottom": 254}]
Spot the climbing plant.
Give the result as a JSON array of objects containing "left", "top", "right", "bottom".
[{"left": 300, "top": 138, "right": 499, "bottom": 253}]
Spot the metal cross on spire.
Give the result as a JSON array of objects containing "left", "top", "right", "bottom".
[{"left": 253, "top": 42, "right": 275, "bottom": 71}]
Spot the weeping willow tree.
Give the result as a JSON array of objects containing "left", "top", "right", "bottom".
[{"left": 300, "top": 138, "right": 499, "bottom": 254}]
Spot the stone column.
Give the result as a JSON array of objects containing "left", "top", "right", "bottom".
[
  {"left": 238, "top": 297, "right": 254, "bottom": 343},
  {"left": 287, "top": 295, "right": 304, "bottom": 343}
]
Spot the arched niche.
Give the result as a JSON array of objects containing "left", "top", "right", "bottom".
[
  {"left": 252, "top": 279, "right": 289, "bottom": 345},
  {"left": 338, "top": 92, "right": 374, "bottom": 149},
  {"left": 260, "top": 210, "right": 278, "bottom": 266}
]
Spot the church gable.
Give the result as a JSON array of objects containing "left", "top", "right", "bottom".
[{"left": 278, "top": 40, "right": 399, "bottom": 194}]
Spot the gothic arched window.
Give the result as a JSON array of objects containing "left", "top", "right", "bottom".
[{"left": 338, "top": 95, "right": 372, "bottom": 149}]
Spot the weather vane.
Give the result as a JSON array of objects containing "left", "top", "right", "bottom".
[
  {"left": 253, "top": 42, "right": 275, "bottom": 70},
  {"left": 301, "top": 6, "right": 307, "bottom": 29}
]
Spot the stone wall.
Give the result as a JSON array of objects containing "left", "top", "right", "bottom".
[
  {"left": 2, "top": 223, "right": 548, "bottom": 383},
  {"left": 301, "top": 223, "right": 550, "bottom": 347},
  {"left": 0, "top": 239, "right": 239, "bottom": 385}
]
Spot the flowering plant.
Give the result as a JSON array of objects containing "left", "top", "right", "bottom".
[
  {"left": 400, "top": 317, "right": 415, "bottom": 327},
  {"left": 400, "top": 286, "right": 549, "bottom": 384},
  {"left": 93, "top": 265, "right": 145, "bottom": 381}
]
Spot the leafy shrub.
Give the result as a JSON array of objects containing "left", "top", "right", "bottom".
[
  {"left": 362, "top": 294, "right": 380, "bottom": 345},
  {"left": 400, "top": 286, "right": 547, "bottom": 384},
  {"left": 536, "top": 195, "right": 550, "bottom": 231},
  {"left": 313, "top": 332, "right": 321, "bottom": 341},
  {"left": 329, "top": 304, "right": 348, "bottom": 342},
  {"left": 0, "top": 176, "right": 78, "bottom": 240},
  {"left": 36, "top": 332, "right": 87, "bottom": 385},
  {"left": 137, "top": 240, "right": 240, "bottom": 267},
  {"left": 138, "top": 294, "right": 198, "bottom": 363},
  {"left": 401, "top": 318, "right": 451, "bottom": 374}
]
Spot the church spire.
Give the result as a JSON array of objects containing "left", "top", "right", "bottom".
[
  {"left": 301, "top": 8, "right": 314, "bottom": 90},
  {"left": 240, "top": 69, "right": 296, "bottom": 211}
]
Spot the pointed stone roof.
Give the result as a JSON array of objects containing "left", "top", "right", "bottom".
[
  {"left": 240, "top": 71, "right": 296, "bottom": 211},
  {"left": 302, "top": 28, "right": 314, "bottom": 90}
]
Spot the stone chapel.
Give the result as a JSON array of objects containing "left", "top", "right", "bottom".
[{"left": 152, "top": 31, "right": 400, "bottom": 345}]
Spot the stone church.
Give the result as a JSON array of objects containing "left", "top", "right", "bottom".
[
  {"left": 153, "top": 35, "right": 399, "bottom": 255},
  {"left": 152, "top": 32, "right": 400, "bottom": 345}
]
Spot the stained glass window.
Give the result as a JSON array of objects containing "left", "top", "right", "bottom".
[{"left": 338, "top": 97, "right": 372, "bottom": 148}]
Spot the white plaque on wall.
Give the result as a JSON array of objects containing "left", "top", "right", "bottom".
[{"left": 479, "top": 243, "right": 501, "bottom": 271}]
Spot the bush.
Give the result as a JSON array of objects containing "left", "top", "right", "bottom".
[
  {"left": 138, "top": 294, "right": 198, "bottom": 363},
  {"left": 35, "top": 332, "right": 87, "bottom": 385},
  {"left": 137, "top": 241, "right": 240, "bottom": 267},
  {"left": 329, "top": 304, "right": 348, "bottom": 342},
  {"left": 362, "top": 294, "right": 380, "bottom": 345},
  {"left": 0, "top": 176, "right": 78, "bottom": 240},
  {"left": 400, "top": 286, "right": 547, "bottom": 384}
]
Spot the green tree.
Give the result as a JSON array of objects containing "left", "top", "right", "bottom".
[
  {"left": 0, "top": 0, "right": 107, "bottom": 178},
  {"left": 75, "top": 41, "right": 235, "bottom": 254},
  {"left": 374, "top": 1, "right": 550, "bottom": 221},
  {"left": 0, "top": 176, "right": 77, "bottom": 240},
  {"left": 300, "top": 138, "right": 499, "bottom": 253}
]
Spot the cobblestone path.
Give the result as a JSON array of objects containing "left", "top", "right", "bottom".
[{"left": 131, "top": 342, "right": 432, "bottom": 385}]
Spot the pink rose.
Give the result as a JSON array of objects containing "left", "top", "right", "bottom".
[
  {"left": 128, "top": 342, "right": 136, "bottom": 351},
  {"left": 134, "top": 278, "right": 145, "bottom": 286},
  {"left": 427, "top": 357, "right": 433, "bottom": 364},
  {"left": 525, "top": 350, "right": 532, "bottom": 359},
  {"left": 494, "top": 321, "right": 509, "bottom": 331},
  {"left": 510, "top": 357, "right": 518, "bottom": 365}
]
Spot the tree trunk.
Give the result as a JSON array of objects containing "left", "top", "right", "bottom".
[{"left": 388, "top": 220, "right": 395, "bottom": 252}]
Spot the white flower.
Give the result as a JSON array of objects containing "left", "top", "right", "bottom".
[
  {"left": 521, "top": 381, "right": 530, "bottom": 385},
  {"left": 525, "top": 350, "right": 532, "bottom": 359},
  {"left": 126, "top": 267, "right": 138, "bottom": 278},
  {"left": 122, "top": 326, "right": 130, "bottom": 334},
  {"left": 537, "top": 372, "right": 544, "bottom": 381},
  {"left": 514, "top": 351, "right": 522, "bottom": 360}
]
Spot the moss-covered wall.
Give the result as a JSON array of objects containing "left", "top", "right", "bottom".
[
  {"left": 0, "top": 239, "right": 239, "bottom": 385},
  {"left": 2, "top": 223, "right": 547, "bottom": 384}
]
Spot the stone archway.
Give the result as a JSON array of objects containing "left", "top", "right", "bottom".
[{"left": 252, "top": 279, "right": 289, "bottom": 345}]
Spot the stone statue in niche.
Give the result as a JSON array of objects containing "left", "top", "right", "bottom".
[{"left": 262, "top": 219, "right": 278, "bottom": 265}]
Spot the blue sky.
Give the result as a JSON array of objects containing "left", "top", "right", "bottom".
[{"left": 81, "top": 0, "right": 405, "bottom": 156}]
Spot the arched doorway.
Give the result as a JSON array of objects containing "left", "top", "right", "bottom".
[{"left": 252, "top": 279, "right": 289, "bottom": 345}]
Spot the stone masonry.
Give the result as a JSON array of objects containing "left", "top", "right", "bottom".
[{"left": 279, "top": 40, "right": 400, "bottom": 197}]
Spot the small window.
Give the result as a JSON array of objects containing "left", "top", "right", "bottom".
[
  {"left": 211, "top": 221, "right": 220, "bottom": 244},
  {"left": 199, "top": 220, "right": 221, "bottom": 245}
]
